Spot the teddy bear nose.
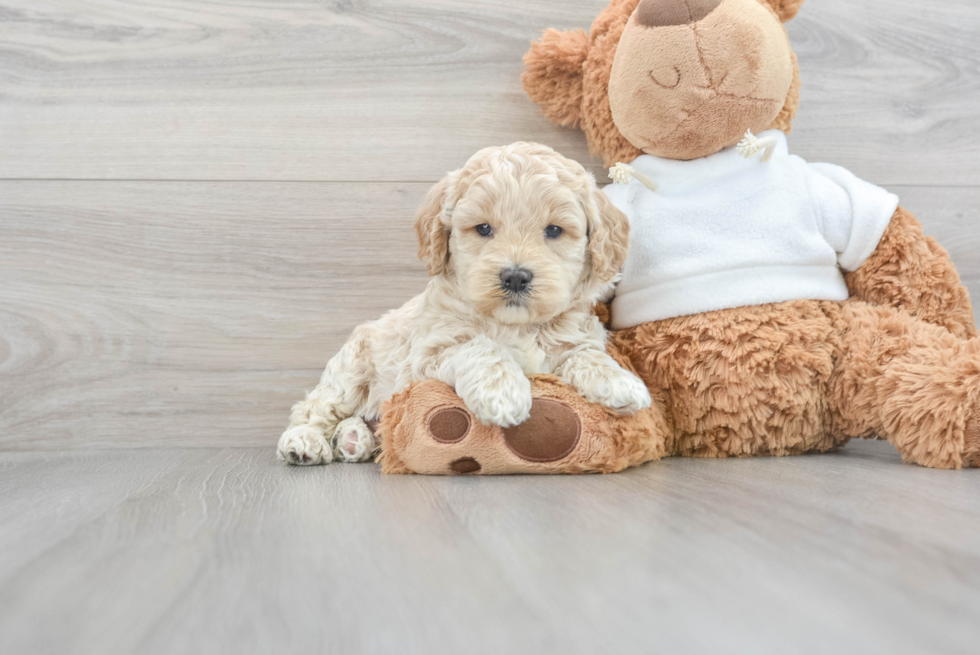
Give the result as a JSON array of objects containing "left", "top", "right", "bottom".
[{"left": 636, "top": 0, "right": 722, "bottom": 27}]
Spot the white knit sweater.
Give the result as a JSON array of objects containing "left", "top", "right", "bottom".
[{"left": 604, "top": 130, "right": 900, "bottom": 330}]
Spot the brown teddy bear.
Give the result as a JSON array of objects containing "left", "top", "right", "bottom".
[{"left": 379, "top": 0, "right": 980, "bottom": 474}]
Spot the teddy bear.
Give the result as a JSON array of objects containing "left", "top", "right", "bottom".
[{"left": 377, "top": 0, "right": 980, "bottom": 474}]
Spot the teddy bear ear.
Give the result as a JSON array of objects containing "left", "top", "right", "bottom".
[
  {"left": 522, "top": 28, "right": 591, "bottom": 128},
  {"left": 759, "top": 0, "right": 806, "bottom": 22}
]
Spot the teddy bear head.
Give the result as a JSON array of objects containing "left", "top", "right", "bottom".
[{"left": 523, "top": 0, "right": 805, "bottom": 165}]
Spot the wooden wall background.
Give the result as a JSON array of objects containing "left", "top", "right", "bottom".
[{"left": 2, "top": 0, "right": 979, "bottom": 450}]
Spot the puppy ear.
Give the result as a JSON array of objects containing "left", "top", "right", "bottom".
[
  {"left": 415, "top": 173, "right": 456, "bottom": 276},
  {"left": 522, "top": 28, "right": 591, "bottom": 128},
  {"left": 758, "top": 0, "right": 806, "bottom": 22},
  {"left": 587, "top": 189, "right": 630, "bottom": 284}
]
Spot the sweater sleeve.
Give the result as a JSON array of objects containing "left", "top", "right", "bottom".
[{"left": 805, "top": 162, "right": 900, "bottom": 272}]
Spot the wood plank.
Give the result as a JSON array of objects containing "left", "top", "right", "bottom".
[
  {"left": 789, "top": 0, "right": 980, "bottom": 185},
  {"left": 0, "top": 442, "right": 979, "bottom": 654},
  {"left": 1, "top": 182, "right": 979, "bottom": 451},
  {"left": 0, "top": 0, "right": 978, "bottom": 185},
  {"left": 0, "top": 180, "right": 431, "bottom": 449},
  {"left": 0, "top": 0, "right": 606, "bottom": 181}
]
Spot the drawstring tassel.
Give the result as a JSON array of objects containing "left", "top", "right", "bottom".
[
  {"left": 609, "top": 163, "right": 658, "bottom": 191},
  {"left": 737, "top": 130, "right": 778, "bottom": 163}
]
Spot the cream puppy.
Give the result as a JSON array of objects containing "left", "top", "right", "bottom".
[{"left": 278, "top": 142, "right": 651, "bottom": 465}]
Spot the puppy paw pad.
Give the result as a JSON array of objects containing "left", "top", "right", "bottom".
[
  {"left": 428, "top": 407, "right": 471, "bottom": 443},
  {"left": 332, "top": 419, "right": 376, "bottom": 463},
  {"left": 502, "top": 399, "right": 581, "bottom": 462},
  {"left": 340, "top": 432, "right": 360, "bottom": 455}
]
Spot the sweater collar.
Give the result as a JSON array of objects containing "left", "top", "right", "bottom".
[{"left": 623, "top": 130, "right": 789, "bottom": 196}]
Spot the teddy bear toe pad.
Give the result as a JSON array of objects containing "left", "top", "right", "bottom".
[
  {"left": 428, "top": 407, "right": 471, "bottom": 443},
  {"left": 449, "top": 457, "right": 482, "bottom": 474},
  {"left": 502, "top": 399, "right": 581, "bottom": 462}
]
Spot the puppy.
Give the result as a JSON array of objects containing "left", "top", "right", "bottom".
[{"left": 277, "top": 142, "right": 651, "bottom": 465}]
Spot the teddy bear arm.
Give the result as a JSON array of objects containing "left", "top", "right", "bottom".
[
  {"left": 845, "top": 205, "right": 978, "bottom": 339},
  {"left": 522, "top": 28, "right": 591, "bottom": 129}
]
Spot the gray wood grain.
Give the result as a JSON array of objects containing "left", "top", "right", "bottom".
[
  {"left": 2, "top": 182, "right": 978, "bottom": 451},
  {"left": 0, "top": 441, "right": 978, "bottom": 655},
  {"left": 0, "top": 180, "right": 430, "bottom": 449},
  {"left": 0, "top": 0, "right": 977, "bottom": 185}
]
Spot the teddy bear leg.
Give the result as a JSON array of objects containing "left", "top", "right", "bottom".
[
  {"left": 377, "top": 375, "right": 669, "bottom": 475},
  {"left": 828, "top": 301, "right": 980, "bottom": 469}
]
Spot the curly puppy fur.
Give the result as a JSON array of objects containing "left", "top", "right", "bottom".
[{"left": 277, "top": 142, "right": 651, "bottom": 465}]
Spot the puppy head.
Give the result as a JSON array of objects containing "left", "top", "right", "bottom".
[{"left": 416, "top": 142, "right": 629, "bottom": 325}]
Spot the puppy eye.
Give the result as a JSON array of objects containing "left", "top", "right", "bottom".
[
  {"left": 545, "top": 225, "right": 563, "bottom": 239},
  {"left": 475, "top": 224, "right": 493, "bottom": 237}
]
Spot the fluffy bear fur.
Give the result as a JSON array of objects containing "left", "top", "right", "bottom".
[{"left": 610, "top": 297, "right": 980, "bottom": 470}]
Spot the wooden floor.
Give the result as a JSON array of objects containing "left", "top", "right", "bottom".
[
  {"left": 1, "top": 441, "right": 979, "bottom": 654},
  {"left": 2, "top": 1, "right": 980, "bottom": 652}
]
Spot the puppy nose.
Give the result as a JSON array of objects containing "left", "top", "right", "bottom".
[
  {"left": 500, "top": 267, "right": 533, "bottom": 294},
  {"left": 636, "top": 0, "right": 721, "bottom": 27}
]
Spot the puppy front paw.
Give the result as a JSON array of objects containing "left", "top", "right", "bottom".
[
  {"left": 578, "top": 370, "right": 652, "bottom": 415},
  {"left": 457, "top": 366, "right": 533, "bottom": 428},
  {"left": 278, "top": 425, "right": 333, "bottom": 465}
]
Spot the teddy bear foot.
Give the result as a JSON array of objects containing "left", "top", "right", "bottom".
[
  {"left": 377, "top": 375, "right": 667, "bottom": 475},
  {"left": 432, "top": 398, "right": 582, "bottom": 474},
  {"left": 380, "top": 379, "right": 584, "bottom": 475}
]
